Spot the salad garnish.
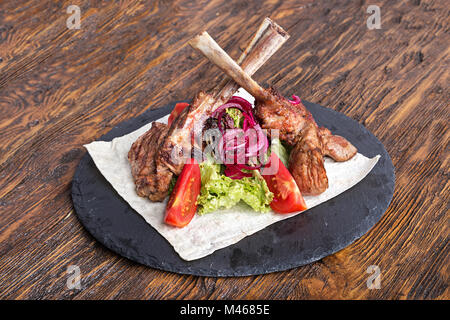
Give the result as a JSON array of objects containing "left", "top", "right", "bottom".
[{"left": 212, "top": 96, "right": 268, "bottom": 180}]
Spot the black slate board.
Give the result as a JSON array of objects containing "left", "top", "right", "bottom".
[{"left": 71, "top": 100, "right": 395, "bottom": 277}]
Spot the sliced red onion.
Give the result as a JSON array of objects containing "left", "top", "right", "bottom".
[
  {"left": 228, "top": 96, "right": 253, "bottom": 112},
  {"left": 213, "top": 102, "right": 245, "bottom": 119},
  {"left": 289, "top": 94, "right": 301, "bottom": 105},
  {"left": 224, "top": 165, "right": 253, "bottom": 180},
  {"left": 242, "top": 118, "right": 249, "bottom": 131},
  {"left": 212, "top": 96, "right": 269, "bottom": 178}
]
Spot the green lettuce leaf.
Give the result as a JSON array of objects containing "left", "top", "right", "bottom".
[
  {"left": 197, "top": 162, "right": 273, "bottom": 215},
  {"left": 270, "top": 138, "right": 290, "bottom": 167},
  {"left": 226, "top": 108, "right": 243, "bottom": 128},
  {"left": 167, "top": 175, "right": 177, "bottom": 196}
]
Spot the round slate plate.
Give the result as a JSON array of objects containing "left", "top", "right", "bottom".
[{"left": 72, "top": 100, "right": 395, "bottom": 277}]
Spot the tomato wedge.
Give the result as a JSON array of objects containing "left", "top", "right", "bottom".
[
  {"left": 168, "top": 102, "right": 190, "bottom": 126},
  {"left": 261, "top": 152, "right": 307, "bottom": 214},
  {"left": 164, "top": 159, "right": 201, "bottom": 227}
]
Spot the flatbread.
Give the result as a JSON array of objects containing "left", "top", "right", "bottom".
[{"left": 84, "top": 89, "right": 379, "bottom": 261}]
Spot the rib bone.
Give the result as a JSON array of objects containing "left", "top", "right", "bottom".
[
  {"left": 160, "top": 18, "right": 290, "bottom": 175},
  {"left": 189, "top": 31, "right": 270, "bottom": 102},
  {"left": 190, "top": 32, "right": 358, "bottom": 196},
  {"left": 213, "top": 17, "right": 289, "bottom": 102}
]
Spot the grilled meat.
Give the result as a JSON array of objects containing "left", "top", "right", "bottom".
[
  {"left": 190, "top": 32, "right": 358, "bottom": 195},
  {"left": 253, "top": 89, "right": 357, "bottom": 195},
  {"left": 288, "top": 122, "right": 328, "bottom": 195},
  {"left": 128, "top": 122, "right": 173, "bottom": 201},
  {"left": 158, "top": 91, "right": 217, "bottom": 174},
  {"left": 128, "top": 18, "right": 290, "bottom": 202},
  {"left": 254, "top": 87, "right": 312, "bottom": 146},
  {"left": 254, "top": 90, "right": 329, "bottom": 194},
  {"left": 254, "top": 89, "right": 357, "bottom": 195},
  {"left": 255, "top": 88, "right": 357, "bottom": 160},
  {"left": 159, "top": 18, "right": 290, "bottom": 176},
  {"left": 319, "top": 127, "right": 357, "bottom": 162}
]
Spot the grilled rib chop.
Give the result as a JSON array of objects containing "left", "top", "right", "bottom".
[
  {"left": 160, "top": 18, "right": 290, "bottom": 175},
  {"left": 128, "top": 18, "right": 290, "bottom": 201},
  {"left": 128, "top": 122, "right": 172, "bottom": 201},
  {"left": 189, "top": 32, "right": 357, "bottom": 195}
]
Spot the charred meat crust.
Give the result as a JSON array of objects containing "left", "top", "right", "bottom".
[
  {"left": 128, "top": 122, "right": 173, "bottom": 202},
  {"left": 319, "top": 127, "right": 358, "bottom": 162},
  {"left": 255, "top": 87, "right": 357, "bottom": 195},
  {"left": 288, "top": 123, "right": 328, "bottom": 195},
  {"left": 158, "top": 91, "right": 216, "bottom": 175},
  {"left": 254, "top": 88, "right": 312, "bottom": 146}
]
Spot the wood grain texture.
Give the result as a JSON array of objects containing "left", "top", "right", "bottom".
[{"left": 0, "top": 0, "right": 448, "bottom": 300}]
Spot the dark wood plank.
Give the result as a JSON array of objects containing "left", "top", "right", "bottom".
[{"left": 0, "top": 0, "right": 448, "bottom": 299}]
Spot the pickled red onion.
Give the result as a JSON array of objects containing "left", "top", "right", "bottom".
[
  {"left": 212, "top": 96, "right": 268, "bottom": 179},
  {"left": 289, "top": 95, "right": 301, "bottom": 105}
]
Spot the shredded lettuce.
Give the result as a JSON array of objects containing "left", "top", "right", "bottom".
[
  {"left": 270, "top": 138, "right": 290, "bottom": 167},
  {"left": 167, "top": 175, "right": 177, "bottom": 195},
  {"left": 197, "top": 162, "right": 273, "bottom": 215},
  {"left": 193, "top": 107, "right": 287, "bottom": 215},
  {"left": 226, "top": 108, "right": 243, "bottom": 128}
]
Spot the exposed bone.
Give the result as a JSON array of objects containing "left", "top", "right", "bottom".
[
  {"left": 189, "top": 31, "right": 269, "bottom": 101},
  {"left": 190, "top": 32, "right": 359, "bottom": 196},
  {"left": 189, "top": 31, "right": 270, "bottom": 102},
  {"left": 160, "top": 18, "right": 289, "bottom": 174},
  {"left": 212, "top": 17, "right": 290, "bottom": 104}
]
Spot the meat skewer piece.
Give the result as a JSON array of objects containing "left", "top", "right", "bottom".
[
  {"left": 160, "top": 18, "right": 290, "bottom": 175},
  {"left": 189, "top": 32, "right": 357, "bottom": 195},
  {"left": 129, "top": 18, "right": 290, "bottom": 201}
]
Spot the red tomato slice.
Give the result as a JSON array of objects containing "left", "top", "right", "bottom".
[
  {"left": 261, "top": 152, "right": 307, "bottom": 214},
  {"left": 168, "top": 102, "right": 190, "bottom": 126},
  {"left": 164, "top": 159, "right": 201, "bottom": 227}
]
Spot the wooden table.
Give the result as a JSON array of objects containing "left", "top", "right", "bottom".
[{"left": 0, "top": 0, "right": 448, "bottom": 300}]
